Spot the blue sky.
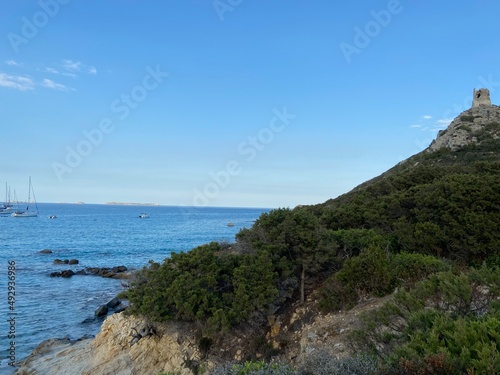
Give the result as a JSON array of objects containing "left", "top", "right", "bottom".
[{"left": 1, "top": 0, "right": 499, "bottom": 208}]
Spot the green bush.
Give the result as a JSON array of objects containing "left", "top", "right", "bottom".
[
  {"left": 390, "top": 252, "right": 451, "bottom": 288},
  {"left": 125, "top": 242, "right": 279, "bottom": 335},
  {"left": 318, "top": 246, "right": 394, "bottom": 312},
  {"left": 297, "top": 351, "right": 378, "bottom": 375},
  {"left": 349, "top": 265, "right": 500, "bottom": 374},
  {"left": 460, "top": 115, "right": 475, "bottom": 122},
  {"left": 210, "top": 360, "right": 295, "bottom": 375},
  {"left": 317, "top": 276, "right": 358, "bottom": 312}
]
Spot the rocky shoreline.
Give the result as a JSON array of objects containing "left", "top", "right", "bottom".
[
  {"left": 13, "top": 250, "right": 388, "bottom": 374},
  {"left": 13, "top": 294, "right": 389, "bottom": 375},
  {"left": 49, "top": 265, "right": 130, "bottom": 279},
  {"left": 14, "top": 312, "right": 200, "bottom": 375}
]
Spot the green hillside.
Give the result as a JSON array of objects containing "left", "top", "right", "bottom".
[{"left": 123, "top": 104, "right": 500, "bottom": 374}]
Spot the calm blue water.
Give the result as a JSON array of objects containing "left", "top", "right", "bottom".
[{"left": 0, "top": 203, "right": 269, "bottom": 370}]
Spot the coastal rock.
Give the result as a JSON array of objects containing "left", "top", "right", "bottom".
[
  {"left": 106, "top": 297, "right": 121, "bottom": 309},
  {"left": 54, "top": 259, "right": 79, "bottom": 265},
  {"left": 84, "top": 266, "right": 129, "bottom": 279},
  {"left": 14, "top": 296, "right": 396, "bottom": 375},
  {"left": 15, "top": 313, "right": 201, "bottom": 375},
  {"left": 114, "top": 306, "right": 127, "bottom": 314},
  {"left": 53, "top": 259, "right": 69, "bottom": 265},
  {"left": 39, "top": 249, "right": 53, "bottom": 254},
  {"left": 50, "top": 267, "right": 131, "bottom": 280},
  {"left": 95, "top": 305, "right": 109, "bottom": 317},
  {"left": 62, "top": 270, "right": 75, "bottom": 278},
  {"left": 50, "top": 270, "right": 75, "bottom": 278}
]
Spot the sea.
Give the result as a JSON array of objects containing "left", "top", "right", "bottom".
[{"left": 0, "top": 203, "right": 269, "bottom": 372}]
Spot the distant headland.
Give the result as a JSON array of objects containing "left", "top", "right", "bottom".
[{"left": 105, "top": 202, "right": 160, "bottom": 206}]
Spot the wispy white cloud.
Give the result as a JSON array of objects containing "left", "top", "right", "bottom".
[
  {"left": 410, "top": 124, "right": 421, "bottom": 128},
  {"left": 423, "top": 115, "right": 432, "bottom": 120},
  {"left": 61, "top": 59, "right": 97, "bottom": 75},
  {"left": 44, "top": 67, "right": 60, "bottom": 74},
  {"left": 62, "top": 59, "right": 83, "bottom": 72},
  {"left": 41, "top": 78, "right": 70, "bottom": 91},
  {"left": 1, "top": 59, "right": 92, "bottom": 92},
  {"left": 0, "top": 73, "right": 35, "bottom": 91}
]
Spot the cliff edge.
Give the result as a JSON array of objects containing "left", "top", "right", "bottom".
[{"left": 14, "top": 313, "right": 202, "bottom": 375}]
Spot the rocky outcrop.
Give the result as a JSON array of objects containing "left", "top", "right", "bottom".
[
  {"left": 14, "top": 295, "right": 392, "bottom": 375},
  {"left": 49, "top": 270, "right": 75, "bottom": 278},
  {"left": 106, "top": 297, "right": 121, "bottom": 309},
  {"left": 93, "top": 297, "right": 124, "bottom": 318},
  {"left": 48, "top": 266, "right": 130, "bottom": 279},
  {"left": 83, "top": 266, "right": 129, "bottom": 279},
  {"left": 39, "top": 249, "right": 53, "bottom": 254},
  {"left": 15, "top": 313, "right": 203, "bottom": 375},
  {"left": 428, "top": 105, "right": 500, "bottom": 152},
  {"left": 95, "top": 305, "right": 109, "bottom": 317}
]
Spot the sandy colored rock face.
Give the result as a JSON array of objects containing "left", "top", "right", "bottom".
[{"left": 15, "top": 313, "right": 201, "bottom": 375}]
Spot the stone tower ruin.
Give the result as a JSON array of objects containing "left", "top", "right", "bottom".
[{"left": 472, "top": 88, "right": 491, "bottom": 107}]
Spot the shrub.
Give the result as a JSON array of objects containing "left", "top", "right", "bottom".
[
  {"left": 349, "top": 265, "right": 500, "bottom": 373},
  {"left": 317, "top": 276, "right": 358, "bottom": 312},
  {"left": 125, "top": 242, "right": 279, "bottom": 335},
  {"left": 390, "top": 252, "right": 451, "bottom": 288},
  {"left": 318, "top": 246, "right": 394, "bottom": 313},
  {"left": 297, "top": 350, "right": 378, "bottom": 375},
  {"left": 460, "top": 115, "right": 475, "bottom": 122},
  {"left": 336, "top": 246, "right": 394, "bottom": 298},
  {"left": 210, "top": 360, "right": 295, "bottom": 375}
]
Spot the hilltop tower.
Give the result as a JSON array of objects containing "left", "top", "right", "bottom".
[{"left": 472, "top": 88, "right": 491, "bottom": 107}]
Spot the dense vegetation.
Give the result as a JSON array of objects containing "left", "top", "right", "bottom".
[{"left": 124, "top": 122, "right": 500, "bottom": 374}]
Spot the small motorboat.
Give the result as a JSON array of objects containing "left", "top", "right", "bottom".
[
  {"left": 138, "top": 213, "right": 150, "bottom": 219},
  {"left": 227, "top": 222, "right": 234, "bottom": 227},
  {"left": 49, "top": 215, "right": 57, "bottom": 219}
]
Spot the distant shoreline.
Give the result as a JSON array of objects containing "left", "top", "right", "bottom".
[{"left": 105, "top": 202, "right": 160, "bottom": 206}]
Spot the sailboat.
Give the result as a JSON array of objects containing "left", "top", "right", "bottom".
[
  {"left": 11, "top": 177, "right": 38, "bottom": 218},
  {"left": 0, "top": 183, "right": 15, "bottom": 216}
]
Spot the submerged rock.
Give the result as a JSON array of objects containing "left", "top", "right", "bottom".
[
  {"left": 53, "top": 259, "right": 69, "bottom": 265},
  {"left": 54, "top": 259, "right": 79, "bottom": 265},
  {"left": 106, "top": 297, "right": 121, "bottom": 309},
  {"left": 84, "top": 266, "right": 129, "bottom": 278},
  {"left": 50, "top": 270, "right": 75, "bottom": 278},
  {"left": 95, "top": 305, "right": 108, "bottom": 317},
  {"left": 49, "top": 266, "right": 130, "bottom": 280},
  {"left": 39, "top": 249, "right": 53, "bottom": 254}
]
